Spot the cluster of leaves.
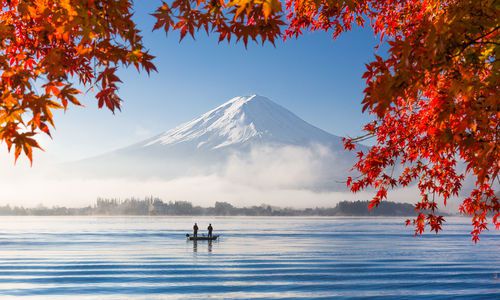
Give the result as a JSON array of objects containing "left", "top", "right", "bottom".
[
  {"left": 0, "top": 0, "right": 156, "bottom": 163},
  {"left": 342, "top": 0, "right": 499, "bottom": 242},
  {"left": 152, "top": 0, "right": 285, "bottom": 45},
  {"left": 1, "top": 0, "right": 498, "bottom": 240}
]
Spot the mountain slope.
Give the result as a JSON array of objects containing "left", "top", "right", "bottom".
[
  {"left": 129, "top": 94, "right": 343, "bottom": 151},
  {"left": 65, "top": 95, "right": 361, "bottom": 190}
]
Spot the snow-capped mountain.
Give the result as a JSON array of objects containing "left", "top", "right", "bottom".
[
  {"left": 67, "top": 95, "right": 361, "bottom": 190},
  {"left": 141, "top": 95, "right": 341, "bottom": 150}
]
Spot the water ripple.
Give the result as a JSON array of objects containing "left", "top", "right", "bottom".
[{"left": 0, "top": 216, "right": 498, "bottom": 299}]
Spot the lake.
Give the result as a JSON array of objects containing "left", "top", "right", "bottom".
[{"left": 0, "top": 216, "right": 498, "bottom": 299}]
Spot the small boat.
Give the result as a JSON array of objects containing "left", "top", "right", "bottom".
[{"left": 186, "top": 234, "right": 219, "bottom": 241}]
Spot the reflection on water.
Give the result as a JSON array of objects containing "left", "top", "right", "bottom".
[
  {"left": 191, "top": 239, "right": 214, "bottom": 253},
  {"left": 0, "top": 216, "right": 498, "bottom": 299}
]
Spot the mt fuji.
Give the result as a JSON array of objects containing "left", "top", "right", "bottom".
[
  {"left": 142, "top": 94, "right": 342, "bottom": 149},
  {"left": 67, "top": 95, "right": 362, "bottom": 190}
]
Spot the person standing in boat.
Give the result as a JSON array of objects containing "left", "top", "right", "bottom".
[
  {"left": 207, "top": 224, "right": 213, "bottom": 238},
  {"left": 193, "top": 223, "right": 199, "bottom": 238}
]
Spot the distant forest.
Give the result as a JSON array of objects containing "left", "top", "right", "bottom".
[{"left": 0, "top": 198, "right": 425, "bottom": 216}]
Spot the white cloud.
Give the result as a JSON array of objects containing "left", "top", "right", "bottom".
[
  {"left": 222, "top": 144, "right": 346, "bottom": 190},
  {"left": 0, "top": 146, "right": 426, "bottom": 209}
]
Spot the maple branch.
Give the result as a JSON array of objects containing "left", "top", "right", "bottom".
[
  {"left": 449, "top": 25, "right": 500, "bottom": 59},
  {"left": 349, "top": 133, "right": 375, "bottom": 143}
]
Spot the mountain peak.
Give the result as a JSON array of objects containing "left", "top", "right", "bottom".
[
  {"left": 215, "top": 94, "right": 271, "bottom": 111},
  {"left": 143, "top": 94, "right": 340, "bottom": 150}
]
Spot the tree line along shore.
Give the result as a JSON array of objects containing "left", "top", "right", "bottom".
[{"left": 0, "top": 198, "right": 437, "bottom": 216}]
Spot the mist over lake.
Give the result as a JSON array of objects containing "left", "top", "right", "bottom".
[{"left": 0, "top": 216, "right": 498, "bottom": 299}]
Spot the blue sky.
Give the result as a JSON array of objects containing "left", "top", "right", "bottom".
[{"left": 26, "top": 2, "right": 379, "bottom": 163}]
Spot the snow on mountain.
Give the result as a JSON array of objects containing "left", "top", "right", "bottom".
[{"left": 140, "top": 94, "right": 342, "bottom": 150}]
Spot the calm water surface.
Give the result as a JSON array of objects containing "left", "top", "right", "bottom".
[{"left": 0, "top": 216, "right": 498, "bottom": 299}]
